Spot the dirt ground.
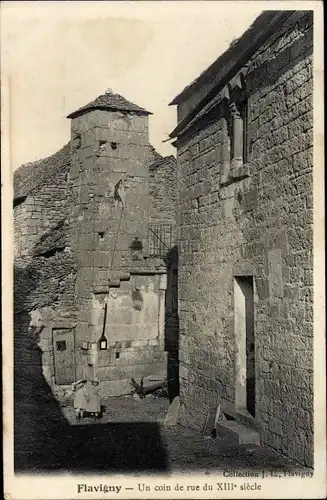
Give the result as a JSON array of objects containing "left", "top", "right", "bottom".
[{"left": 15, "top": 393, "right": 310, "bottom": 475}]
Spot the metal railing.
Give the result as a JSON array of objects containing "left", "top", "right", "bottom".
[{"left": 148, "top": 224, "right": 172, "bottom": 258}]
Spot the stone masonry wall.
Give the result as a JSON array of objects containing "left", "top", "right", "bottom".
[
  {"left": 149, "top": 156, "right": 177, "bottom": 228},
  {"left": 176, "top": 11, "right": 313, "bottom": 467},
  {"left": 14, "top": 155, "right": 77, "bottom": 392},
  {"left": 14, "top": 162, "right": 71, "bottom": 259},
  {"left": 93, "top": 274, "right": 167, "bottom": 397},
  {"left": 14, "top": 250, "right": 77, "bottom": 391}
]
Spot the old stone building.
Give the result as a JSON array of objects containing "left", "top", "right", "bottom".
[
  {"left": 14, "top": 90, "right": 177, "bottom": 398},
  {"left": 169, "top": 10, "right": 313, "bottom": 467}
]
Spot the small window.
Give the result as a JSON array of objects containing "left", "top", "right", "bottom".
[
  {"left": 56, "top": 340, "right": 67, "bottom": 351},
  {"left": 110, "top": 142, "right": 117, "bottom": 150},
  {"left": 116, "top": 352, "right": 120, "bottom": 359},
  {"left": 99, "top": 140, "right": 107, "bottom": 151},
  {"left": 98, "top": 231, "right": 105, "bottom": 241},
  {"left": 240, "top": 99, "right": 248, "bottom": 164},
  {"left": 131, "top": 290, "right": 144, "bottom": 311}
]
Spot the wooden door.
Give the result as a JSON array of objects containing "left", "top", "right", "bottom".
[{"left": 53, "top": 328, "right": 75, "bottom": 384}]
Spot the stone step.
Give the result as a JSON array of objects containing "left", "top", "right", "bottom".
[
  {"left": 108, "top": 279, "right": 121, "bottom": 287},
  {"left": 221, "top": 400, "right": 261, "bottom": 431},
  {"left": 119, "top": 272, "right": 131, "bottom": 281},
  {"left": 215, "top": 420, "right": 261, "bottom": 445}
]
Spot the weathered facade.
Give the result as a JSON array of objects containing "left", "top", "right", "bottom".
[
  {"left": 14, "top": 91, "right": 177, "bottom": 398},
  {"left": 170, "top": 11, "right": 313, "bottom": 467}
]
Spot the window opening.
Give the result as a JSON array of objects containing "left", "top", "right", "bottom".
[
  {"left": 56, "top": 340, "right": 67, "bottom": 352},
  {"left": 99, "top": 140, "right": 107, "bottom": 152},
  {"left": 240, "top": 99, "right": 248, "bottom": 164},
  {"left": 228, "top": 115, "right": 234, "bottom": 162},
  {"left": 130, "top": 237, "right": 143, "bottom": 260},
  {"left": 234, "top": 276, "right": 255, "bottom": 417}
]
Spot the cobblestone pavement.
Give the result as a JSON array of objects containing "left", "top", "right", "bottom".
[{"left": 14, "top": 395, "right": 309, "bottom": 475}]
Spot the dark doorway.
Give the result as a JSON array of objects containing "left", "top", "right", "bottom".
[
  {"left": 164, "top": 246, "right": 180, "bottom": 402},
  {"left": 234, "top": 276, "right": 255, "bottom": 417}
]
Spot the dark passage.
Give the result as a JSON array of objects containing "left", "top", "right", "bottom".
[
  {"left": 241, "top": 276, "right": 255, "bottom": 417},
  {"left": 245, "top": 277, "right": 255, "bottom": 418},
  {"left": 164, "top": 246, "right": 180, "bottom": 402}
]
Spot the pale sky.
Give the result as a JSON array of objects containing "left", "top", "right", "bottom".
[{"left": 2, "top": 1, "right": 267, "bottom": 170}]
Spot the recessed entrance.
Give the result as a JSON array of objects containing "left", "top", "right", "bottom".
[
  {"left": 234, "top": 276, "right": 255, "bottom": 417},
  {"left": 53, "top": 328, "right": 76, "bottom": 385}
]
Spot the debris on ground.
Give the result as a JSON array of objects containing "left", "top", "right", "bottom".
[
  {"left": 130, "top": 377, "right": 146, "bottom": 398},
  {"left": 130, "top": 377, "right": 168, "bottom": 399}
]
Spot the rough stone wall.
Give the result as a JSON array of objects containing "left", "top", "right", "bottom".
[
  {"left": 14, "top": 151, "right": 77, "bottom": 391},
  {"left": 176, "top": 11, "right": 313, "bottom": 467},
  {"left": 149, "top": 156, "right": 177, "bottom": 228},
  {"left": 14, "top": 163, "right": 71, "bottom": 259},
  {"left": 14, "top": 249, "right": 77, "bottom": 391}
]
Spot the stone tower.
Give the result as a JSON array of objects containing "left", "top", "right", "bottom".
[{"left": 67, "top": 90, "right": 155, "bottom": 386}]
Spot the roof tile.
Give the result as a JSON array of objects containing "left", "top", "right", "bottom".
[
  {"left": 13, "top": 143, "right": 71, "bottom": 201},
  {"left": 67, "top": 92, "right": 151, "bottom": 119}
]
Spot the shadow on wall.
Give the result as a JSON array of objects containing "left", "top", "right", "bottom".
[
  {"left": 14, "top": 265, "right": 169, "bottom": 474},
  {"left": 164, "top": 246, "right": 180, "bottom": 402}
]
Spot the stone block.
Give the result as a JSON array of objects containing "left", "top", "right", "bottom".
[
  {"left": 267, "top": 248, "right": 284, "bottom": 298},
  {"left": 42, "top": 351, "right": 53, "bottom": 366},
  {"left": 95, "top": 127, "right": 148, "bottom": 146},
  {"left": 106, "top": 112, "right": 149, "bottom": 133},
  {"left": 97, "top": 361, "right": 166, "bottom": 382},
  {"left": 110, "top": 158, "right": 130, "bottom": 174},
  {"left": 215, "top": 421, "right": 261, "bottom": 445},
  {"left": 117, "top": 349, "right": 165, "bottom": 367},
  {"left": 97, "top": 349, "right": 111, "bottom": 367},
  {"left": 222, "top": 197, "right": 234, "bottom": 219},
  {"left": 42, "top": 365, "right": 55, "bottom": 381},
  {"left": 83, "top": 146, "right": 96, "bottom": 160},
  {"left": 98, "top": 379, "right": 133, "bottom": 397},
  {"left": 268, "top": 418, "right": 283, "bottom": 436},
  {"left": 70, "top": 163, "right": 80, "bottom": 180},
  {"left": 255, "top": 277, "right": 269, "bottom": 300},
  {"left": 82, "top": 130, "right": 96, "bottom": 148}
]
